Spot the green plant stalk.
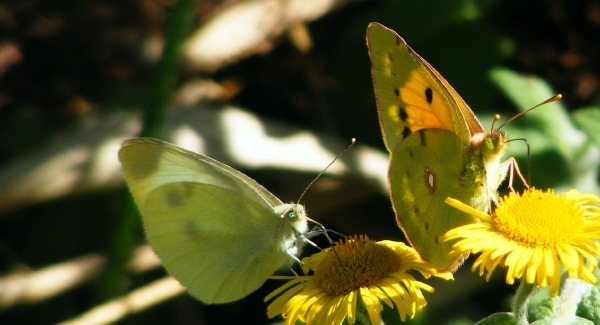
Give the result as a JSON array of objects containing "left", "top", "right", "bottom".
[
  {"left": 97, "top": 0, "right": 199, "bottom": 302},
  {"left": 552, "top": 278, "right": 591, "bottom": 323},
  {"left": 512, "top": 280, "right": 536, "bottom": 325},
  {"left": 141, "top": 0, "right": 198, "bottom": 139}
]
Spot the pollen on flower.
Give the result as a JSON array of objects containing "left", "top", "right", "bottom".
[
  {"left": 494, "top": 189, "right": 584, "bottom": 248},
  {"left": 313, "top": 236, "right": 402, "bottom": 296}
]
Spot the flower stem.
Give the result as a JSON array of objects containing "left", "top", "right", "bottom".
[
  {"left": 552, "top": 278, "right": 591, "bottom": 323},
  {"left": 512, "top": 280, "right": 535, "bottom": 325},
  {"left": 97, "top": 0, "right": 198, "bottom": 302}
]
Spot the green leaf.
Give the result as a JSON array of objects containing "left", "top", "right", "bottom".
[
  {"left": 490, "top": 68, "right": 600, "bottom": 192},
  {"left": 489, "top": 68, "right": 582, "bottom": 160},
  {"left": 572, "top": 107, "right": 600, "bottom": 148},
  {"left": 566, "top": 317, "right": 594, "bottom": 325},
  {"left": 474, "top": 312, "right": 516, "bottom": 325},
  {"left": 530, "top": 320, "right": 551, "bottom": 325},
  {"left": 577, "top": 286, "right": 600, "bottom": 323},
  {"left": 528, "top": 295, "right": 560, "bottom": 322}
]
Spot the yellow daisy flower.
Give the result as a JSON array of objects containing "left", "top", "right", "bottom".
[
  {"left": 265, "top": 235, "right": 452, "bottom": 325},
  {"left": 443, "top": 188, "right": 600, "bottom": 296}
]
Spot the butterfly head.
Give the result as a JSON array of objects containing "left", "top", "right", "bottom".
[
  {"left": 275, "top": 204, "right": 309, "bottom": 258},
  {"left": 471, "top": 130, "right": 508, "bottom": 161},
  {"left": 276, "top": 204, "right": 309, "bottom": 234}
]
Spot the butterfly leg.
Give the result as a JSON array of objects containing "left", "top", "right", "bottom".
[
  {"left": 501, "top": 157, "right": 529, "bottom": 192},
  {"left": 288, "top": 264, "right": 301, "bottom": 276},
  {"left": 287, "top": 252, "right": 303, "bottom": 265},
  {"left": 485, "top": 157, "right": 528, "bottom": 212},
  {"left": 299, "top": 234, "right": 321, "bottom": 250}
]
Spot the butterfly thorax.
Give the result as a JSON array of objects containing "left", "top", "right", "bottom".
[{"left": 461, "top": 130, "right": 508, "bottom": 212}]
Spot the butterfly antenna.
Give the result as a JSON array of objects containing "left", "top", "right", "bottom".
[
  {"left": 298, "top": 138, "right": 355, "bottom": 267},
  {"left": 497, "top": 94, "right": 562, "bottom": 130},
  {"left": 489, "top": 114, "right": 502, "bottom": 134},
  {"left": 493, "top": 94, "right": 561, "bottom": 192},
  {"left": 297, "top": 138, "right": 356, "bottom": 204},
  {"left": 301, "top": 138, "right": 355, "bottom": 240}
]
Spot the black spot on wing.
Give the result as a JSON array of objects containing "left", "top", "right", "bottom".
[
  {"left": 393, "top": 87, "right": 400, "bottom": 97},
  {"left": 399, "top": 107, "right": 408, "bottom": 121},
  {"left": 185, "top": 220, "right": 202, "bottom": 242},
  {"left": 402, "top": 126, "right": 411, "bottom": 139},
  {"left": 167, "top": 188, "right": 184, "bottom": 206},
  {"left": 419, "top": 130, "right": 427, "bottom": 146},
  {"left": 166, "top": 183, "right": 195, "bottom": 207},
  {"left": 425, "top": 88, "right": 433, "bottom": 104},
  {"left": 424, "top": 222, "right": 429, "bottom": 231}
]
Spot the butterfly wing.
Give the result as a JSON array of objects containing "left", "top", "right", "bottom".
[
  {"left": 389, "top": 129, "right": 478, "bottom": 271},
  {"left": 143, "top": 182, "right": 294, "bottom": 303},
  {"left": 119, "top": 138, "right": 283, "bottom": 210},
  {"left": 119, "top": 138, "right": 301, "bottom": 303},
  {"left": 367, "top": 22, "right": 483, "bottom": 152}
]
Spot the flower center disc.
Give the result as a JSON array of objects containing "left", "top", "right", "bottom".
[
  {"left": 313, "top": 239, "right": 402, "bottom": 296},
  {"left": 494, "top": 190, "right": 583, "bottom": 248}
]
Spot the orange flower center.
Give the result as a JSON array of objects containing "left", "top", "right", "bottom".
[{"left": 313, "top": 236, "right": 402, "bottom": 295}]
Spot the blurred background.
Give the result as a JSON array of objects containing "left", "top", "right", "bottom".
[{"left": 0, "top": 0, "right": 599, "bottom": 324}]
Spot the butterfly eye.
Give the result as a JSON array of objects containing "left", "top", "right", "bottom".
[
  {"left": 483, "top": 137, "right": 495, "bottom": 151},
  {"left": 285, "top": 210, "right": 298, "bottom": 222}
]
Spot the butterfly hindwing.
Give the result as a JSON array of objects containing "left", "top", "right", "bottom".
[
  {"left": 389, "top": 129, "right": 478, "bottom": 270},
  {"left": 144, "top": 182, "right": 291, "bottom": 303}
]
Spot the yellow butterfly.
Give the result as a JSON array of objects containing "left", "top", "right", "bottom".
[
  {"left": 367, "top": 22, "right": 516, "bottom": 271},
  {"left": 119, "top": 138, "right": 311, "bottom": 304}
]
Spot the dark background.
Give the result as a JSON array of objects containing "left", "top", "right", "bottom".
[{"left": 0, "top": 0, "right": 599, "bottom": 324}]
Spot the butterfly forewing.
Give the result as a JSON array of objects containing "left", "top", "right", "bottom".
[
  {"left": 367, "top": 22, "right": 473, "bottom": 151},
  {"left": 119, "top": 138, "right": 283, "bottom": 210}
]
